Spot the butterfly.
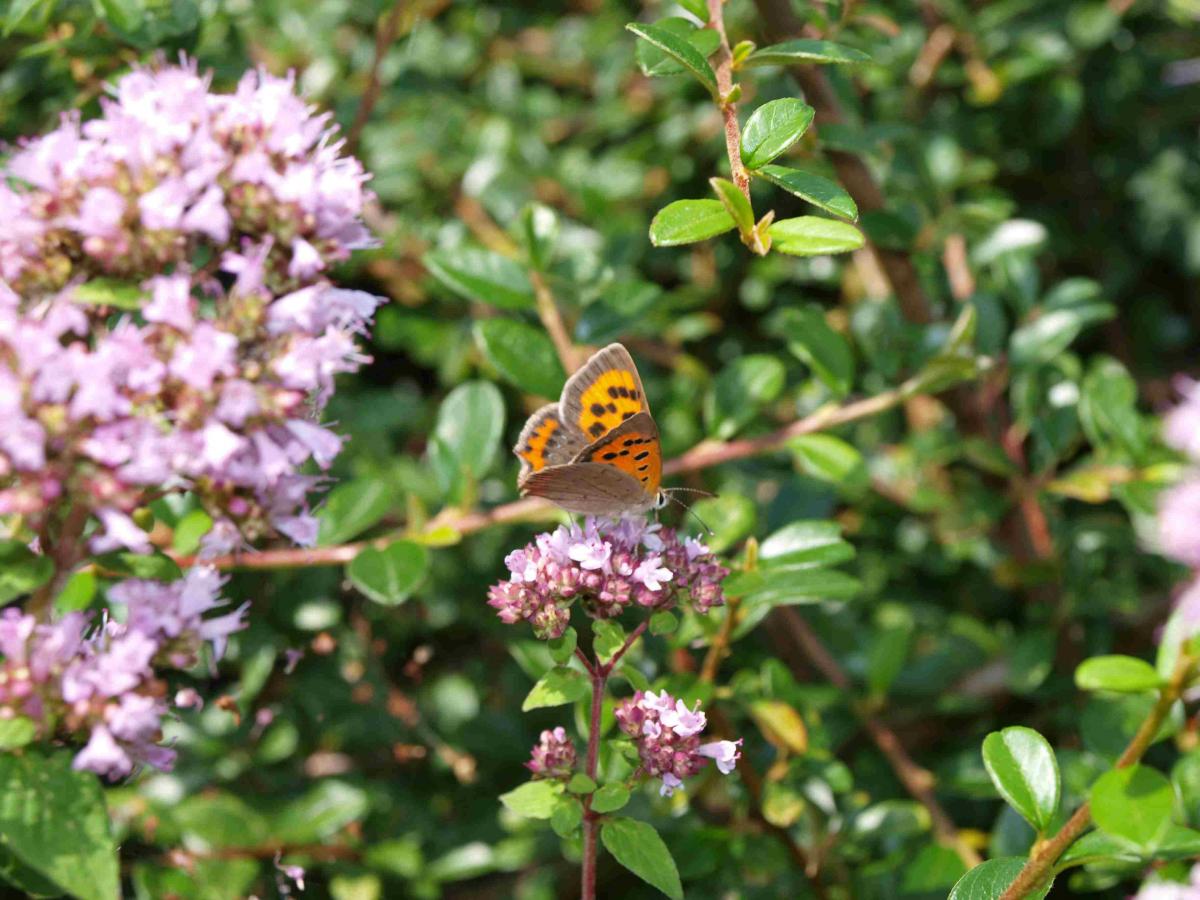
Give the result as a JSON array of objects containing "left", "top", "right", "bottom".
[{"left": 514, "top": 343, "right": 665, "bottom": 516}]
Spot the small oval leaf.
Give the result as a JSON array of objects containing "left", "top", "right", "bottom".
[
  {"left": 649, "top": 199, "right": 736, "bottom": 247},
  {"left": 740, "top": 98, "right": 815, "bottom": 170}
]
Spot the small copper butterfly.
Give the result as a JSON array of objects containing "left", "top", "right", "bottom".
[{"left": 515, "top": 343, "right": 664, "bottom": 516}]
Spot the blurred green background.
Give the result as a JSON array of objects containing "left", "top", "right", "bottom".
[{"left": 3, "top": 0, "right": 1200, "bottom": 897}]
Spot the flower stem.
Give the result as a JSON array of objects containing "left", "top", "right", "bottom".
[{"left": 581, "top": 664, "right": 606, "bottom": 900}]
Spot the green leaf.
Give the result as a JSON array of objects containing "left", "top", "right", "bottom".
[
  {"left": 0, "top": 540, "right": 52, "bottom": 603},
  {"left": 740, "top": 98, "right": 815, "bottom": 169},
  {"left": 548, "top": 627, "right": 578, "bottom": 665},
  {"left": 649, "top": 610, "right": 678, "bottom": 635},
  {"left": 593, "top": 620, "right": 626, "bottom": 664},
  {"left": 0, "top": 751, "right": 119, "bottom": 900},
  {"left": 600, "top": 818, "right": 683, "bottom": 900},
  {"left": 567, "top": 773, "right": 597, "bottom": 794},
  {"left": 2, "top": 0, "right": 52, "bottom": 35},
  {"left": 709, "top": 177, "right": 754, "bottom": 235},
  {"left": 705, "top": 354, "right": 786, "bottom": 439},
  {"left": 777, "top": 305, "right": 856, "bottom": 396},
  {"left": 1078, "top": 356, "right": 1144, "bottom": 457},
  {"left": 1008, "top": 303, "right": 1116, "bottom": 365},
  {"left": 625, "top": 23, "right": 717, "bottom": 94},
  {"left": 96, "top": 0, "right": 145, "bottom": 31},
  {"left": 474, "top": 318, "right": 567, "bottom": 399},
  {"left": 0, "top": 843, "right": 64, "bottom": 897},
  {"left": 0, "top": 717, "right": 35, "bottom": 750},
  {"left": 424, "top": 247, "right": 535, "bottom": 310},
  {"left": 499, "top": 780, "right": 563, "bottom": 820},
  {"left": 70, "top": 277, "right": 146, "bottom": 310},
  {"left": 1090, "top": 765, "right": 1174, "bottom": 850},
  {"left": 550, "top": 797, "right": 583, "bottom": 837},
  {"left": 948, "top": 858, "right": 1051, "bottom": 900},
  {"left": 689, "top": 494, "right": 757, "bottom": 554},
  {"left": 755, "top": 165, "right": 858, "bottom": 220},
  {"left": 768, "top": 216, "right": 865, "bottom": 256},
  {"left": 171, "top": 508, "right": 213, "bottom": 555},
  {"left": 517, "top": 203, "right": 559, "bottom": 270},
  {"left": 93, "top": 550, "right": 181, "bottom": 582},
  {"left": 633, "top": 18, "right": 719, "bottom": 77},
  {"left": 742, "top": 38, "right": 871, "bottom": 67},
  {"left": 68, "top": 278, "right": 145, "bottom": 309},
  {"left": 789, "top": 433, "right": 867, "bottom": 489},
  {"left": 1075, "top": 655, "right": 1163, "bottom": 693},
  {"left": 172, "top": 792, "right": 271, "bottom": 849},
  {"left": 649, "top": 199, "right": 736, "bottom": 247},
  {"left": 724, "top": 566, "right": 861, "bottom": 605},
  {"left": 347, "top": 540, "right": 429, "bottom": 606},
  {"left": 273, "top": 780, "right": 370, "bottom": 844},
  {"left": 759, "top": 520, "right": 855, "bottom": 567},
  {"left": 1057, "top": 830, "right": 1143, "bottom": 868},
  {"left": 981, "top": 727, "right": 1060, "bottom": 831},
  {"left": 1055, "top": 827, "right": 1200, "bottom": 867},
  {"left": 431, "top": 381, "right": 506, "bottom": 484},
  {"left": 317, "top": 478, "right": 394, "bottom": 545},
  {"left": 866, "top": 604, "right": 915, "bottom": 698},
  {"left": 523, "top": 666, "right": 589, "bottom": 711},
  {"left": 592, "top": 783, "right": 631, "bottom": 813}
]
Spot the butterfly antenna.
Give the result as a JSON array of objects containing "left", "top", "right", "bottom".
[
  {"left": 662, "top": 491, "right": 714, "bottom": 536},
  {"left": 662, "top": 487, "right": 717, "bottom": 499}
]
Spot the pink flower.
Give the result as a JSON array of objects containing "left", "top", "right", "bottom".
[
  {"left": 74, "top": 726, "right": 132, "bottom": 778},
  {"left": 144, "top": 274, "right": 195, "bottom": 331},
  {"left": 633, "top": 556, "right": 673, "bottom": 592},
  {"left": 526, "top": 726, "right": 577, "bottom": 780},
  {"left": 91, "top": 509, "right": 151, "bottom": 553},
  {"left": 180, "top": 185, "right": 230, "bottom": 242},
  {"left": 570, "top": 539, "right": 612, "bottom": 572},
  {"left": 72, "top": 187, "right": 125, "bottom": 238},
  {"left": 699, "top": 739, "right": 743, "bottom": 774},
  {"left": 1159, "top": 479, "right": 1200, "bottom": 566},
  {"left": 659, "top": 773, "right": 683, "bottom": 797},
  {"left": 664, "top": 699, "right": 706, "bottom": 737},
  {"left": 614, "top": 690, "right": 739, "bottom": 796}
]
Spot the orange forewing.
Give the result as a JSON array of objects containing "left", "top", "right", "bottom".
[
  {"left": 575, "top": 368, "right": 647, "bottom": 440},
  {"left": 574, "top": 423, "right": 661, "bottom": 497}
]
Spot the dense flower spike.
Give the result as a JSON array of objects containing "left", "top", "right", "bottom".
[
  {"left": 614, "top": 690, "right": 741, "bottom": 796},
  {"left": 526, "top": 726, "right": 577, "bottom": 780},
  {"left": 0, "top": 59, "right": 381, "bottom": 548},
  {"left": 0, "top": 566, "right": 237, "bottom": 778},
  {"left": 487, "top": 517, "right": 727, "bottom": 639}
]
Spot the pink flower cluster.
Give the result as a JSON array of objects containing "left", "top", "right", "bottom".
[
  {"left": 0, "top": 59, "right": 381, "bottom": 549},
  {"left": 487, "top": 518, "right": 727, "bottom": 639},
  {"left": 0, "top": 566, "right": 240, "bottom": 778},
  {"left": 614, "top": 690, "right": 741, "bottom": 797},
  {"left": 525, "top": 726, "right": 577, "bottom": 780}
]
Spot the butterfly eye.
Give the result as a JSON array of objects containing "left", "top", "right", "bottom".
[{"left": 654, "top": 492, "right": 669, "bottom": 510}]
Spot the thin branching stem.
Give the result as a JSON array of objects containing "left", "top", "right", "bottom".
[{"left": 998, "top": 651, "right": 1197, "bottom": 899}]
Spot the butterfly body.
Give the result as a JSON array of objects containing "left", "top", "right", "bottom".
[{"left": 515, "top": 343, "right": 663, "bottom": 516}]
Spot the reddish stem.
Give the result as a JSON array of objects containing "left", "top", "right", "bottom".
[{"left": 581, "top": 666, "right": 606, "bottom": 900}]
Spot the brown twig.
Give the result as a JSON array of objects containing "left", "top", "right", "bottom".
[
  {"left": 998, "top": 651, "right": 1197, "bottom": 899},
  {"left": 173, "top": 373, "right": 946, "bottom": 572},
  {"left": 531, "top": 269, "right": 583, "bottom": 374},
  {"left": 453, "top": 194, "right": 582, "bottom": 376},
  {"left": 707, "top": 0, "right": 751, "bottom": 200},
  {"left": 345, "top": 0, "right": 448, "bottom": 154},
  {"left": 777, "top": 608, "right": 981, "bottom": 868}
]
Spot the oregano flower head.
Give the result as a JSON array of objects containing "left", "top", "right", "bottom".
[{"left": 487, "top": 517, "right": 728, "bottom": 639}]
